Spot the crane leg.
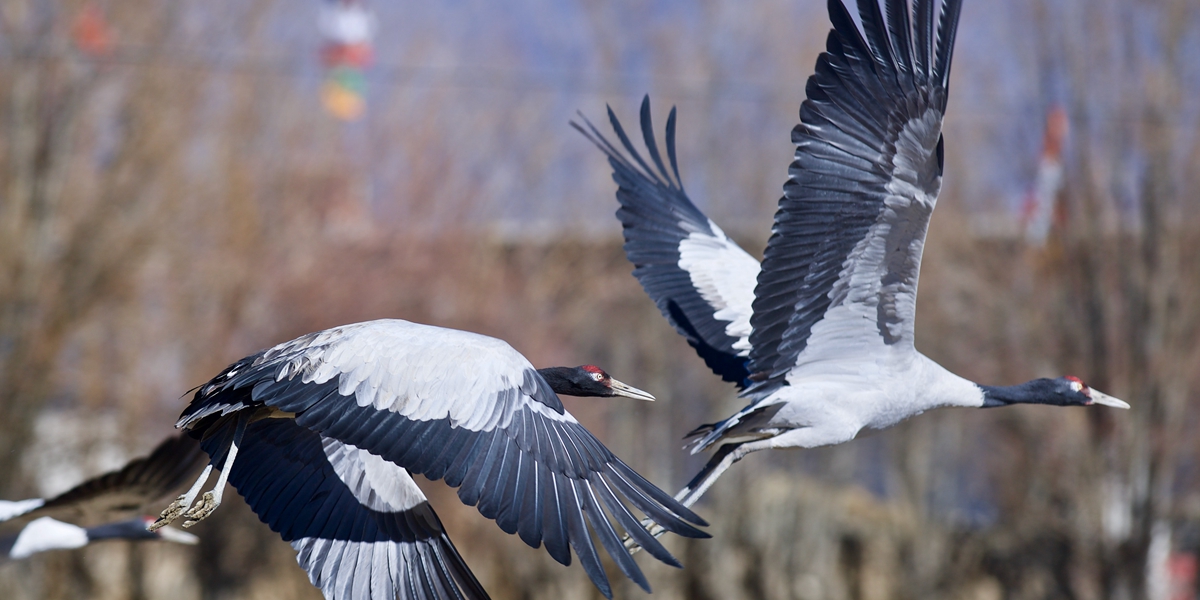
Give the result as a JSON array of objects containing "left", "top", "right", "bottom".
[
  {"left": 181, "top": 413, "right": 248, "bottom": 528},
  {"left": 623, "top": 443, "right": 749, "bottom": 554},
  {"left": 149, "top": 413, "right": 248, "bottom": 531},
  {"left": 675, "top": 443, "right": 746, "bottom": 508}
]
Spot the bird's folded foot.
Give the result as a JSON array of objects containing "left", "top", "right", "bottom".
[
  {"left": 181, "top": 491, "right": 219, "bottom": 528},
  {"left": 148, "top": 494, "right": 190, "bottom": 532},
  {"left": 621, "top": 518, "right": 663, "bottom": 554},
  {"left": 156, "top": 413, "right": 245, "bottom": 530}
]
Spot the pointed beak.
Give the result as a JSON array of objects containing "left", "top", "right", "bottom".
[
  {"left": 608, "top": 378, "right": 655, "bottom": 401},
  {"left": 154, "top": 525, "right": 200, "bottom": 545},
  {"left": 1090, "top": 390, "right": 1130, "bottom": 409}
]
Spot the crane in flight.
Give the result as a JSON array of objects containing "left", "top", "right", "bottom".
[
  {"left": 150, "top": 318, "right": 708, "bottom": 599},
  {"left": 575, "top": 0, "right": 1129, "bottom": 541},
  {"left": 0, "top": 433, "right": 205, "bottom": 560}
]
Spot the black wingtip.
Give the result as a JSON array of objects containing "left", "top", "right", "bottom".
[
  {"left": 828, "top": 0, "right": 867, "bottom": 58},
  {"left": 885, "top": 0, "right": 914, "bottom": 76},
  {"left": 934, "top": 0, "right": 964, "bottom": 89},
  {"left": 560, "top": 481, "right": 611, "bottom": 597},
  {"left": 856, "top": 0, "right": 895, "bottom": 70},
  {"left": 665, "top": 106, "right": 682, "bottom": 186},
  {"left": 639, "top": 96, "right": 675, "bottom": 186},
  {"left": 913, "top": 0, "right": 935, "bottom": 80},
  {"left": 610, "top": 462, "right": 710, "bottom": 529},
  {"left": 578, "top": 480, "right": 652, "bottom": 593},
  {"left": 606, "top": 101, "right": 662, "bottom": 184}
]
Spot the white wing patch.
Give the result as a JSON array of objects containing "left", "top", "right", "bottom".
[
  {"left": 0, "top": 498, "right": 45, "bottom": 523},
  {"left": 321, "top": 437, "right": 427, "bottom": 513},
  {"left": 10, "top": 517, "right": 88, "bottom": 559},
  {"left": 269, "top": 319, "right": 576, "bottom": 432},
  {"left": 677, "top": 220, "right": 760, "bottom": 355}
]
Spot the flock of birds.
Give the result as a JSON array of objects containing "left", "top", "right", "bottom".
[{"left": 2, "top": 0, "right": 1129, "bottom": 598}]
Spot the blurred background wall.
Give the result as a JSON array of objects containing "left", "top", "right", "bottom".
[{"left": 1, "top": 0, "right": 1198, "bottom": 598}]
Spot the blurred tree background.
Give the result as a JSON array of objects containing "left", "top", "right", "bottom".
[{"left": 1, "top": 0, "right": 1199, "bottom": 599}]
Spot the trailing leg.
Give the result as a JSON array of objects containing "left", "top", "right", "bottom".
[
  {"left": 149, "top": 412, "right": 248, "bottom": 531},
  {"left": 623, "top": 443, "right": 750, "bottom": 553},
  {"left": 148, "top": 463, "right": 213, "bottom": 531}
]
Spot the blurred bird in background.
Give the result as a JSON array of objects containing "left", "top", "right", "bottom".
[{"left": 0, "top": 434, "right": 205, "bottom": 560}]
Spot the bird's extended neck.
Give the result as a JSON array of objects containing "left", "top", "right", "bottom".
[
  {"left": 86, "top": 520, "right": 155, "bottom": 542},
  {"left": 979, "top": 379, "right": 1057, "bottom": 407},
  {"left": 536, "top": 367, "right": 579, "bottom": 394}
]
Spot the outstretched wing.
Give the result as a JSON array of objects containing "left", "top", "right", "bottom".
[
  {"left": 574, "top": 97, "right": 758, "bottom": 388},
  {"left": 178, "top": 319, "right": 708, "bottom": 599},
  {"left": 0, "top": 433, "right": 206, "bottom": 527},
  {"left": 747, "top": 0, "right": 962, "bottom": 392},
  {"left": 199, "top": 417, "right": 489, "bottom": 600}
]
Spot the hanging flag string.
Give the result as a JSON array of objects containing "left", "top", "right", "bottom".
[{"left": 319, "top": 0, "right": 374, "bottom": 121}]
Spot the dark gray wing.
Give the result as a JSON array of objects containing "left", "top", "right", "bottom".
[
  {"left": 747, "top": 0, "right": 962, "bottom": 391},
  {"left": 177, "top": 319, "right": 708, "bottom": 599},
  {"left": 574, "top": 97, "right": 758, "bottom": 388},
  {"left": 0, "top": 433, "right": 206, "bottom": 526},
  {"left": 200, "top": 417, "right": 488, "bottom": 600}
]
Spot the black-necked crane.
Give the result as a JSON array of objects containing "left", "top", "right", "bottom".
[
  {"left": 148, "top": 318, "right": 708, "bottom": 600},
  {"left": 0, "top": 516, "right": 198, "bottom": 561},
  {"left": 0, "top": 433, "right": 205, "bottom": 560},
  {"left": 575, "top": 0, "right": 1129, "bottom": 543}
]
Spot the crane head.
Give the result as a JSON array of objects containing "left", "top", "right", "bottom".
[
  {"left": 981, "top": 377, "right": 1129, "bottom": 409},
  {"left": 1061, "top": 376, "right": 1129, "bottom": 409},
  {"left": 536, "top": 365, "right": 656, "bottom": 401}
]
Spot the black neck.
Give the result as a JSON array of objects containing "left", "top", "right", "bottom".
[
  {"left": 979, "top": 379, "right": 1060, "bottom": 408},
  {"left": 86, "top": 520, "right": 154, "bottom": 541},
  {"left": 536, "top": 366, "right": 607, "bottom": 397},
  {"left": 535, "top": 367, "right": 571, "bottom": 391}
]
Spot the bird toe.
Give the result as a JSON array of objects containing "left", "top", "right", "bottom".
[
  {"left": 180, "top": 491, "right": 219, "bottom": 527},
  {"left": 148, "top": 494, "right": 190, "bottom": 531}
]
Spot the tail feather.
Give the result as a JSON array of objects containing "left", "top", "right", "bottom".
[
  {"left": 682, "top": 422, "right": 717, "bottom": 444},
  {"left": 684, "top": 403, "right": 786, "bottom": 454}
]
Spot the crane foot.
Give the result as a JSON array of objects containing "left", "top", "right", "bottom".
[
  {"left": 181, "top": 491, "right": 219, "bottom": 528},
  {"left": 621, "top": 518, "right": 664, "bottom": 554},
  {"left": 148, "top": 494, "right": 190, "bottom": 532}
]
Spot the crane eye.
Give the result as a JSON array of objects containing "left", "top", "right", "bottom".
[
  {"left": 592, "top": 372, "right": 604, "bottom": 382},
  {"left": 1069, "top": 380, "right": 1084, "bottom": 393}
]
